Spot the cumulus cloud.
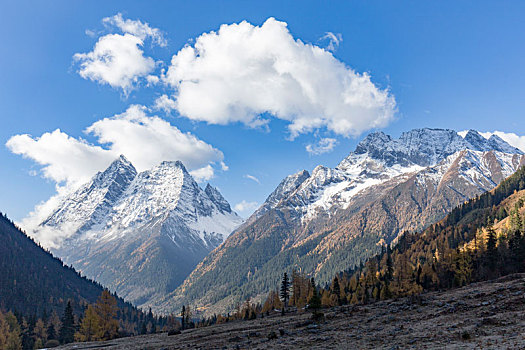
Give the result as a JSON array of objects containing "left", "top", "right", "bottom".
[
  {"left": 7, "top": 105, "right": 227, "bottom": 245},
  {"left": 244, "top": 174, "right": 260, "bottom": 184},
  {"left": 164, "top": 18, "right": 395, "bottom": 138},
  {"left": 102, "top": 13, "right": 167, "bottom": 47},
  {"left": 86, "top": 105, "right": 224, "bottom": 173},
  {"left": 6, "top": 129, "right": 115, "bottom": 187},
  {"left": 477, "top": 131, "right": 525, "bottom": 152},
  {"left": 320, "top": 32, "right": 343, "bottom": 52},
  {"left": 74, "top": 13, "right": 166, "bottom": 94},
  {"left": 153, "top": 94, "right": 177, "bottom": 112},
  {"left": 306, "top": 137, "right": 338, "bottom": 155},
  {"left": 74, "top": 33, "right": 156, "bottom": 94},
  {"left": 7, "top": 105, "right": 225, "bottom": 188},
  {"left": 234, "top": 200, "right": 259, "bottom": 217},
  {"left": 189, "top": 164, "right": 215, "bottom": 182}
]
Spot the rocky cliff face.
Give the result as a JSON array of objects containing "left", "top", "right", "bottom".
[
  {"left": 158, "top": 129, "right": 524, "bottom": 315},
  {"left": 32, "top": 156, "right": 243, "bottom": 309}
]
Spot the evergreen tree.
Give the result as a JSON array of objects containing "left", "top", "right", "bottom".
[
  {"left": 184, "top": 306, "right": 193, "bottom": 329},
  {"left": 331, "top": 276, "right": 341, "bottom": 306},
  {"left": 279, "top": 273, "right": 290, "bottom": 313},
  {"left": 485, "top": 226, "right": 498, "bottom": 272},
  {"left": 180, "top": 306, "right": 186, "bottom": 330},
  {"left": 307, "top": 278, "right": 322, "bottom": 320},
  {"left": 47, "top": 323, "right": 56, "bottom": 342},
  {"left": 59, "top": 301, "right": 75, "bottom": 344}
]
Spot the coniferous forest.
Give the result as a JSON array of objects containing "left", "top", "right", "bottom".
[
  {"left": 0, "top": 214, "right": 178, "bottom": 349},
  {"left": 192, "top": 165, "right": 525, "bottom": 326},
  {"left": 2, "top": 165, "right": 525, "bottom": 348}
]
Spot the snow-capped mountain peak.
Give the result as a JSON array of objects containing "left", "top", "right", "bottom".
[
  {"left": 250, "top": 128, "right": 524, "bottom": 224},
  {"left": 31, "top": 156, "right": 243, "bottom": 308},
  {"left": 35, "top": 156, "right": 242, "bottom": 249},
  {"left": 205, "top": 184, "right": 233, "bottom": 214}
]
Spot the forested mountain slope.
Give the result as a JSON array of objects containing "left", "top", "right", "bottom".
[
  {"left": 158, "top": 129, "right": 524, "bottom": 315},
  {"left": 0, "top": 213, "right": 114, "bottom": 316}
]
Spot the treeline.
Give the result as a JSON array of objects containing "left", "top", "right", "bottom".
[
  {"left": 0, "top": 212, "right": 179, "bottom": 348},
  {"left": 0, "top": 289, "right": 187, "bottom": 349},
  {"left": 274, "top": 165, "right": 525, "bottom": 311},
  {"left": 195, "top": 166, "right": 525, "bottom": 324}
]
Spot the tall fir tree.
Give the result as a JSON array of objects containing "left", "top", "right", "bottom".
[
  {"left": 59, "top": 301, "right": 75, "bottom": 344},
  {"left": 280, "top": 273, "right": 290, "bottom": 314},
  {"left": 180, "top": 306, "right": 186, "bottom": 330}
]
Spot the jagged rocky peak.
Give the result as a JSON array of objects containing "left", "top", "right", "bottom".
[
  {"left": 92, "top": 154, "right": 137, "bottom": 187},
  {"left": 205, "top": 184, "right": 232, "bottom": 214},
  {"left": 349, "top": 128, "right": 522, "bottom": 168},
  {"left": 243, "top": 169, "right": 310, "bottom": 225},
  {"left": 266, "top": 170, "right": 310, "bottom": 206},
  {"left": 463, "top": 130, "right": 492, "bottom": 151},
  {"left": 487, "top": 134, "right": 523, "bottom": 154}
]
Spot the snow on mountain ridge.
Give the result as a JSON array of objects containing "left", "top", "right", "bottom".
[
  {"left": 35, "top": 156, "right": 242, "bottom": 248},
  {"left": 249, "top": 128, "right": 523, "bottom": 225}
]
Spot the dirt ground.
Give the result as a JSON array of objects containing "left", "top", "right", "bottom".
[{"left": 56, "top": 273, "right": 525, "bottom": 349}]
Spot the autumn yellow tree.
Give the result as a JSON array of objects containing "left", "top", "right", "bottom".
[
  {"left": 94, "top": 290, "right": 119, "bottom": 340},
  {"left": 0, "top": 311, "right": 22, "bottom": 350},
  {"left": 261, "top": 290, "right": 282, "bottom": 314},
  {"left": 75, "top": 305, "right": 101, "bottom": 342},
  {"left": 33, "top": 318, "right": 47, "bottom": 348}
]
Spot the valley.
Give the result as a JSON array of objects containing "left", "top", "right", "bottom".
[{"left": 55, "top": 273, "right": 525, "bottom": 349}]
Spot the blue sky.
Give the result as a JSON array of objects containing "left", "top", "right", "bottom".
[{"left": 1, "top": 1, "right": 525, "bottom": 222}]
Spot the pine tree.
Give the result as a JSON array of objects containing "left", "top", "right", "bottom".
[
  {"left": 180, "top": 306, "right": 186, "bottom": 330},
  {"left": 307, "top": 278, "right": 322, "bottom": 320},
  {"left": 331, "top": 276, "right": 341, "bottom": 306},
  {"left": 184, "top": 306, "right": 193, "bottom": 329},
  {"left": 280, "top": 273, "right": 290, "bottom": 314},
  {"left": 485, "top": 226, "right": 498, "bottom": 272},
  {"left": 59, "top": 301, "right": 75, "bottom": 344}
]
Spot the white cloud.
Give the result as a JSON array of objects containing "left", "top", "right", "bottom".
[
  {"left": 189, "top": 165, "right": 215, "bottom": 182},
  {"left": 85, "top": 29, "right": 96, "bottom": 38},
  {"left": 153, "top": 94, "right": 177, "bottom": 112},
  {"left": 479, "top": 131, "right": 525, "bottom": 152},
  {"left": 86, "top": 105, "right": 224, "bottom": 173},
  {"left": 146, "top": 75, "right": 160, "bottom": 86},
  {"left": 102, "top": 13, "right": 167, "bottom": 47},
  {"left": 74, "top": 13, "right": 166, "bottom": 94},
  {"left": 244, "top": 174, "right": 260, "bottom": 184},
  {"left": 234, "top": 200, "right": 259, "bottom": 217},
  {"left": 320, "top": 32, "right": 343, "bottom": 52},
  {"left": 6, "top": 129, "right": 115, "bottom": 187},
  {"left": 6, "top": 105, "right": 225, "bottom": 187},
  {"left": 74, "top": 33, "right": 156, "bottom": 94},
  {"left": 306, "top": 137, "right": 338, "bottom": 155},
  {"left": 164, "top": 18, "right": 395, "bottom": 138},
  {"left": 7, "top": 105, "right": 227, "bottom": 244}
]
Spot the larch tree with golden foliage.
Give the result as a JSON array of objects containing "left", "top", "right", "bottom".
[
  {"left": 94, "top": 290, "right": 119, "bottom": 340},
  {"left": 75, "top": 305, "right": 101, "bottom": 342}
]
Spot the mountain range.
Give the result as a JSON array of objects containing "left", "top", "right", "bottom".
[
  {"left": 31, "top": 156, "right": 242, "bottom": 309},
  {"left": 155, "top": 129, "right": 525, "bottom": 315},
  {"left": 25, "top": 128, "right": 525, "bottom": 315}
]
